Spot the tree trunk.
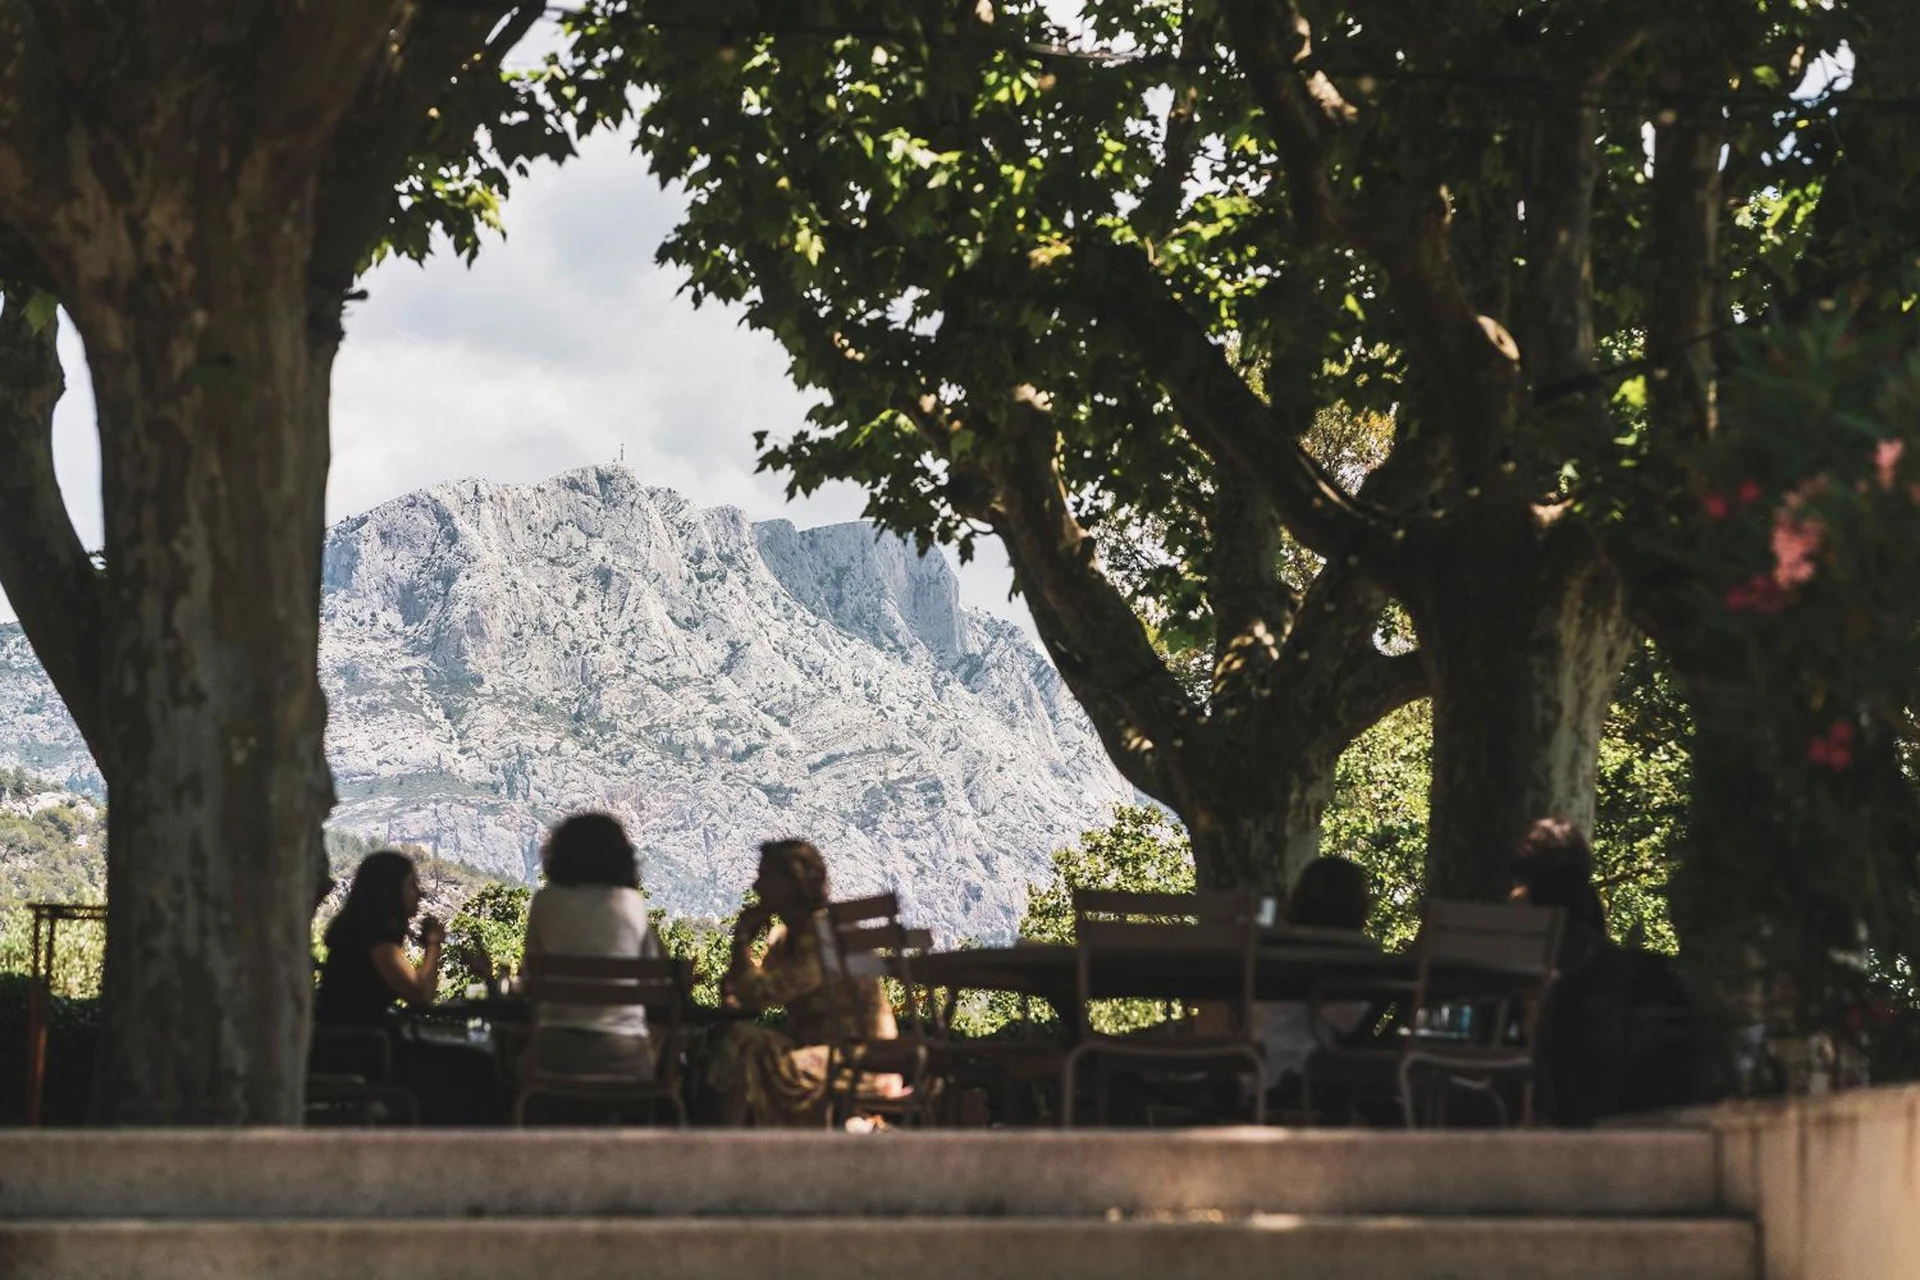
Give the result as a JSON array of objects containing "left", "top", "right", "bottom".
[
  {"left": 1409, "top": 506, "right": 1636, "bottom": 901},
  {"left": 1181, "top": 765, "right": 1338, "bottom": 897},
  {"left": 78, "top": 218, "right": 336, "bottom": 1124}
]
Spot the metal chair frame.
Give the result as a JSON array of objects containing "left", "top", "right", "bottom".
[
  {"left": 514, "top": 953, "right": 690, "bottom": 1127},
  {"left": 306, "top": 1024, "right": 420, "bottom": 1126},
  {"left": 820, "top": 894, "right": 936, "bottom": 1126},
  {"left": 1060, "top": 889, "right": 1267, "bottom": 1127},
  {"left": 1302, "top": 899, "right": 1565, "bottom": 1128}
]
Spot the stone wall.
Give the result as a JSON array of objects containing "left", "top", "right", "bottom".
[{"left": 1694, "top": 1084, "right": 1920, "bottom": 1280}]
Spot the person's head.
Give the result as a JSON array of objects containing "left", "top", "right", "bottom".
[
  {"left": 544, "top": 812, "right": 642, "bottom": 890},
  {"left": 1512, "top": 818, "right": 1606, "bottom": 936},
  {"left": 1286, "top": 857, "right": 1372, "bottom": 931},
  {"left": 1513, "top": 817, "right": 1593, "bottom": 882},
  {"left": 324, "top": 850, "right": 419, "bottom": 950},
  {"left": 753, "top": 838, "right": 830, "bottom": 919}
]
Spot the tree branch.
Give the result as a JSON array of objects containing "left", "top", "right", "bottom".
[
  {"left": 1203, "top": 472, "right": 1297, "bottom": 731},
  {"left": 0, "top": 283, "right": 110, "bottom": 764},
  {"left": 961, "top": 391, "right": 1206, "bottom": 801},
  {"left": 309, "top": 0, "right": 539, "bottom": 307},
  {"left": 1215, "top": 0, "right": 1521, "bottom": 463},
  {"left": 1138, "top": 0, "right": 1221, "bottom": 240},
  {"left": 1077, "top": 243, "right": 1390, "bottom": 566},
  {"left": 1645, "top": 72, "right": 1726, "bottom": 442}
]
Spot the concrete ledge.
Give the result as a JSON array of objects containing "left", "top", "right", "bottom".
[
  {"left": 0, "top": 1129, "right": 1722, "bottom": 1220},
  {"left": 1683, "top": 1084, "right": 1920, "bottom": 1280},
  {"left": 0, "top": 1215, "right": 1758, "bottom": 1280}
]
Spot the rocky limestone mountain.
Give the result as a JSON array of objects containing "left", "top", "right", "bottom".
[{"left": 0, "top": 466, "right": 1133, "bottom": 938}]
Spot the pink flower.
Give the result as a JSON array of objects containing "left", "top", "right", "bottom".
[
  {"left": 1737, "top": 479, "right": 1764, "bottom": 505},
  {"left": 1876, "top": 439, "right": 1905, "bottom": 491},
  {"left": 1785, "top": 474, "right": 1832, "bottom": 510},
  {"left": 1703, "top": 491, "right": 1731, "bottom": 520},
  {"left": 1809, "top": 721, "right": 1855, "bottom": 771},
  {"left": 1812, "top": 721, "right": 1858, "bottom": 771},
  {"left": 1726, "top": 575, "right": 1785, "bottom": 614},
  {"left": 1771, "top": 514, "right": 1824, "bottom": 589}
]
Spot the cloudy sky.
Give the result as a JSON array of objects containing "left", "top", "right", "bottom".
[{"left": 0, "top": 75, "right": 1024, "bottom": 631}]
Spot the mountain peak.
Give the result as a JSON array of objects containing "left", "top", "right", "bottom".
[{"left": 0, "top": 468, "right": 1130, "bottom": 938}]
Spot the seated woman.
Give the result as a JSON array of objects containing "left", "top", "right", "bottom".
[
  {"left": 1511, "top": 816, "right": 1635, "bottom": 1126},
  {"left": 316, "top": 849, "right": 445, "bottom": 1027},
  {"left": 314, "top": 850, "right": 497, "bottom": 1124},
  {"left": 706, "top": 838, "right": 900, "bottom": 1127},
  {"left": 1253, "top": 857, "right": 1380, "bottom": 1085},
  {"left": 520, "top": 812, "right": 660, "bottom": 1080}
]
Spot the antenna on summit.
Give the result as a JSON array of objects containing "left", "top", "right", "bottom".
[{"left": 617, "top": 443, "right": 625, "bottom": 465}]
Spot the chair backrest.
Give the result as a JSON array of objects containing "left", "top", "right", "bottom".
[
  {"left": 1418, "top": 900, "right": 1564, "bottom": 973},
  {"left": 829, "top": 892, "right": 901, "bottom": 927},
  {"left": 525, "top": 954, "right": 689, "bottom": 1063},
  {"left": 1070, "top": 889, "right": 1260, "bottom": 1040},
  {"left": 1413, "top": 899, "right": 1565, "bottom": 1050},
  {"left": 821, "top": 895, "right": 936, "bottom": 1040}
]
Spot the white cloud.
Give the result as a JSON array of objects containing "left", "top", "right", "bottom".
[{"left": 1, "top": 131, "right": 1028, "bottom": 634}]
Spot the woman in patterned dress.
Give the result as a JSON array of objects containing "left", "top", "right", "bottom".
[{"left": 707, "top": 839, "right": 901, "bottom": 1126}]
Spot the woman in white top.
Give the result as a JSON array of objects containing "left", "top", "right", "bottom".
[
  {"left": 521, "top": 812, "right": 661, "bottom": 1079},
  {"left": 1254, "top": 857, "right": 1380, "bottom": 1081}
]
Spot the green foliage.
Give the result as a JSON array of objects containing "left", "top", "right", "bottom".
[
  {"left": 1632, "top": 301, "right": 1920, "bottom": 1022},
  {"left": 1322, "top": 701, "right": 1430, "bottom": 950},
  {"left": 1016, "top": 804, "right": 1196, "bottom": 944},
  {"left": 652, "top": 911, "right": 738, "bottom": 1007},
  {"left": 442, "top": 883, "right": 533, "bottom": 991},
  {"left": 0, "top": 771, "right": 106, "bottom": 996},
  {"left": 947, "top": 804, "right": 1195, "bottom": 1037},
  {"left": 1594, "top": 647, "right": 1689, "bottom": 954},
  {"left": 373, "top": 42, "right": 576, "bottom": 270},
  {"left": 1324, "top": 650, "right": 1689, "bottom": 954}
]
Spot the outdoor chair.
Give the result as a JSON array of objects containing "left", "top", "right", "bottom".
[
  {"left": 306, "top": 1024, "right": 420, "bottom": 1126},
  {"left": 514, "top": 953, "right": 690, "bottom": 1127},
  {"left": 1060, "top": 889, "right": 1267, "bottom": 1127},
  {"left": 926, "top": 985, "right": 1067, "bottom": 1128},
  {"left": 1301, "top": 899, "right": 1564, "bottom": 1128},
  {"left": 820, "top": 893, "right": 936, "bottom": 1127}
]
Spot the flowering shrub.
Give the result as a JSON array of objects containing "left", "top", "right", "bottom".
[{"left": 1658, "top": 304, "right": 1920, "bottom": 1036}]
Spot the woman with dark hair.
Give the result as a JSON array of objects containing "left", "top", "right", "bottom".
[
  {"left": 1512, "top": 817, "right": 1607, "bottom": 973},
  {"left": 315, "top": 851, "right": 498, "bottom": 1123},
  {"left": 519, "top": 812, "right": 661, "bottom": 1080},
  {"left": 317, "top": 850, "right": 444, "bottom": 1024},
  {"left": 1252, "top": 857, "right": 1383, "bottom": 1087},
  {"left": 706, "top": 838, "right": 901, "bottom": 1126}
]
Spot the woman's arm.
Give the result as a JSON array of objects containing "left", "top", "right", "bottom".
[
  {"left": 725, "top": 922, "right": 823, "bottom": 1012},
  {"left": 370, "top": 918, "right": 443, "bottom": 1007}
]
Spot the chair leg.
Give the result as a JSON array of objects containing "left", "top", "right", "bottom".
[
  {"left": 1248, "top": 1055, "right": 1268, "bottom": 1126},
  {"left": 1397, "top": 1058, "right": 1418, "bottom": 1129},
  {"left": 1060, "top": 1044, "right": 1088, "bottom": 1130}
]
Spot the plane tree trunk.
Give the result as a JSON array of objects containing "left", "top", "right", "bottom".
[
  {"left": 1402, "top": 504, "right": 1635, "bottom": 900},
  {"left": 0, "top": 1, "right": 537, "bottom": 1123}
]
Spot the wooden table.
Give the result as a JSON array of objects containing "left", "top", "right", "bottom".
[
  {"left": 422, "top": 997, "right": 758, "bottom": 1027},
  {"left": 915, "top": 941, "right": 1541, "bottom": 1010}
]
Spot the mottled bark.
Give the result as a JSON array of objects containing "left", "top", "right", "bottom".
[
  {"left": 0, "top": 285, "right": 110, "bottom": 761},
  {"left": 1408, "top": 505, "right": 1636, "bottom": 900},
  {"left": 72, "top": 206, "right": 334, "bottom": 1122},
  {"left": 0, "top": 2, "right": 532, "bottom": 1122},
  {"left": 1182, "top": 768, "right": 1339, "bottom": 897}
]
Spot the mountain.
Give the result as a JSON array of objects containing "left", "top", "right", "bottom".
[{"left": 0, "top": 466, "right": 1133, "bottom": 938}]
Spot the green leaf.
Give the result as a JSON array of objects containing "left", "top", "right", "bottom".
[{"left": 22, "top": 291, "right": 57, "bottom": 334}]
